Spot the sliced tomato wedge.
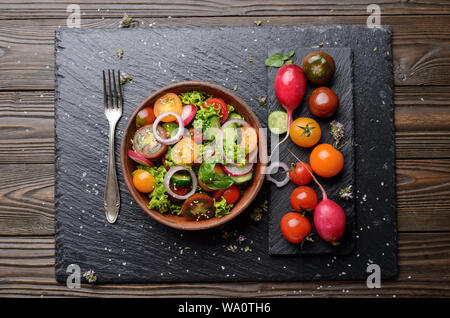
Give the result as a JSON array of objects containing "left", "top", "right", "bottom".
[
  {"left": 203, "top": 98, "right": 229, "bottom": 124},
  {"left": 213, "top": 184, "right": 240, "bottom": 205},
  {"left": 182, "top": 193, "right": 216, "bottom": 221},
  {"left": 168, "top": 184, "right": 191, "bottom": 203},
  {"left": 133, "top": 124, "right": 167, "bottom": 159}
]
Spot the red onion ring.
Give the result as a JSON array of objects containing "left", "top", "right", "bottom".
[
  {"left": 218, "top": 119, "right": 251, "bottom": 164},
  {"left": 266, "top": 161, "right": 290, "bottom": 188},
  {"left": 163, "top": 166, "right": 198, "bottom": 200},
  {"left": 153, "top": 111, "right": 184, "bottom": 145}
]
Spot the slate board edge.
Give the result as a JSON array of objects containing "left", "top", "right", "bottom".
[{"left": 53, "top": 25, "right": 397, "bottom": 283}]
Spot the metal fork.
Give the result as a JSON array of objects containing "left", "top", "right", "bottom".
[{"left": 103, "top": 69, "right": 123, "bottom": 223}]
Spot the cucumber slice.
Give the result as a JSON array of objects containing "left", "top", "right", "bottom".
[
  {"left": 230, "top": 172, "right": 253, "bottom": 184},
  {"left": 228, "top": 112, "right": 244, "bottom": 121},
  {"left": 204, "top": 115, "right": 221, "bottom": 140},
  {"left": 162, "top": 122, "right": 179, "bottom": 138},
  {"left": 268, "top": 110, "right": 288, "bottom": 134},
  {"left": 171, "top": 172, "right": 191, "bottom": 187}
]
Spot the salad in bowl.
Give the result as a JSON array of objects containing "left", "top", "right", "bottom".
[{"left": 121, "top": 82, "right": 267, "bottom": 230}]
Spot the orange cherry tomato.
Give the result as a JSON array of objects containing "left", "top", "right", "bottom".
[
  {"left": 198, "top": 165, "right": 224, "bottom": 192},
  {"left": 240, "top": 126, "right": 258, "bottom": 154},
  {"left": 289, "top": 117, "right": 321, "bottom": 148},
  {"left": 154, "top": 93, "right": 182, "bottom": 122},
  {"left": 132, "top": 169, "right": 156, "bottom": 193},
  {"left": 171, "top": 138, "right": 200, "bottom": 165},
  {"left": 310, "top": 143, "right": 344, "bottom": 178}
]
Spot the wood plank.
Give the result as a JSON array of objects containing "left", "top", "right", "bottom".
[
  {"left": 0, "top": 164, "right": 54, "bottom": 236},
  {"left": 0, "top": 91, "right": 54, "bottom": 163},
  {"left": 0, "top": 159, "right": 448, "bottom": 236},
  {"left": 1, "top": 15, "right": 450, "bottom": 90},
  {"left": 0, "top": 233, "right": 448, "bottom": 297},
  {"left": 2, "top": 85, "right": 449, "bottom": 164},
  {"left": 0, "top": 0, "right": 449, "bottom": 19}
]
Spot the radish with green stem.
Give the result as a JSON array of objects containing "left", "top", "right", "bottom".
[
  {"left": 288, "top": 149, "right": 346, "bottom": 244},
  {"left": 270, "top": 64, "right": 306, "bottom": 157}
]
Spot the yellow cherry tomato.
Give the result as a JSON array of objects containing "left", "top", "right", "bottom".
[
  {"left": 132, "top": 169, "right": 156, "bottom": 193},
  {"left": 154, "top": 93, "right": 182, "bottom": 122},
  {"left": 240, "top": 126, "right": 258, "bottom": 154},
  {"left": 289, "top": 117, "right": 321, "bottom": 148},
  {"left": 172, "top": 138, "right": 200, "bottom": 165}
]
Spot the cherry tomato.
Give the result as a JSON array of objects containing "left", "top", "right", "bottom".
[
  {"left": 136, "top": 106, "right": 156, "bottom": 127},
  {"left": 168, "top": 184, "right": 190, "bottom": 203},
  {"left": 240, "top": 126, "right": 258, "bottom": 154},
  {"left": 172, "top": 138, "right": 200, "bottom": 165},
  {"left": 213, "top": 184, "right": 240, "bottom": 205},
  {"left": 182, "top": 193, "right": 216, "bottom": 221},
  {"left": 290, "top": 186, "right": 318, "bottom": 211},
  {"left": 308, "top": 87, "right": 339, "bottom": 118},
  {"left": 302, "top": 51, "right": 335, "bottom": 85},
  {"left": 289, "top": 162, "right": 313, "bottom": 185},
  {"left": 280, "top": 212, "right": 311, "bottom": 244},
  {"left": 198, "top": 165, "right": 224, "bottom": 192},
  {"left": 132, "top": 169, "right": 156, "bottom": 193},
  {"left": 154, "top": 93, "right": 182, "bottom": 122},
  {"left": 203, "top": 98, "right": 229, "bottom": 124},
  {"left": 133, "top": 124, "right": 167, "bottom": 159},
  {"left": 289, "top": 117, "right": 321, "bottom": 148},
  {"left": 310, "top": 143, "right": 344, "bottom": 178}
]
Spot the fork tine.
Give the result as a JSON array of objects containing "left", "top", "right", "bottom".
[
  {"left": 112, "top": 69, "right": 118, "bottom": 109},
  {"left": 103, "top": 70, "right": 107, "bottom": 110},
  {"left": 108, "top": 69, "right": 113, "bottom": 109},
  {"left": 117, "top": 70, "right": 123, "bottom": 109}
]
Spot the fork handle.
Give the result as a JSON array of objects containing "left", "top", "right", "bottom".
[{"left": 104, "top": 123, "right": 120, "bottom": 223}]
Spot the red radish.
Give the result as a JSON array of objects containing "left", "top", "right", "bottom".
[
  {"left": 288, "top": 149, "right": 346, "bottom": 244},
  {"left": 222, "top": 163, "right": 254, "bottom": 177},
  {"left": 128, "top": 150, "right": 154, "bottom": 167},
  {"left": 271, "top": 64, "right": 307, "bottom": 156},
  {"left": 178, "top": 104, "right": 196, "bottom": 126}
]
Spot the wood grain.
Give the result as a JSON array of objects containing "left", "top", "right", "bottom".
[
  {"left": 0, "top": 159, "right": 448, "bottom": 236},
  {"left": 0, "top": 233, "right": 448, "bottom": 297},
  {"left": 0, "top": 0, "right": 450, "bottom": 19},
  {"left": 0, "top": 1, "right": 448, "bottom": 297},
  {"left": 1, "top": 15, "right": 450, "bottom": 90}
]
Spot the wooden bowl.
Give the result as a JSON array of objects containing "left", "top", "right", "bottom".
[{"left": 120, "top": 81, "right": 268, "bottom": 230}]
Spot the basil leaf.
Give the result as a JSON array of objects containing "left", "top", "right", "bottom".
[
  {"left": 265, "top": 50, "right": 295, "bottom": 67},
  {"left": 198, "top": 158, "right": 234, "bottom": 190},
  {"left": 265, "top": 53, "right": 285, "bottom": 67}
]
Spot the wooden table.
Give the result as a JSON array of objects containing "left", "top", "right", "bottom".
[{"left": 0, "top": 1, "right": 449, "bottom": 297}]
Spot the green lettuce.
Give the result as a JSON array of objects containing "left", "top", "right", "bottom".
[
  {"left": 214, "top": 197, "right": 233, "bottom": 218},
  {"left": 193, "top": 102, "right": 221, "bottom": 131},
  {"left": 134, "top": 165, "right": 182, "bottom": 215},
  {"left": 179, "top": 90, "right": 210, "bottom": 108}
]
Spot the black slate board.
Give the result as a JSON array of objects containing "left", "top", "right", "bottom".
[
  {"left": 267, "top": 47, "right": 355, "bottom": 256},
  {"left": 55, "top": 26, "right": 397, "bottom": 283}
]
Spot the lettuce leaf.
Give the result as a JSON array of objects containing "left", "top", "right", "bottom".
[
  {"left": 179, "top": 90, "right": 210, "bottom": 108},
  {"left": 134, "top": 165, "right": 182, "bottom": 215},
  {"left": 214, "top": 197, "right": 233, "bottom": 218},
  {"left": 193, "top": 102, "right": 221, "bottom": 131}
]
